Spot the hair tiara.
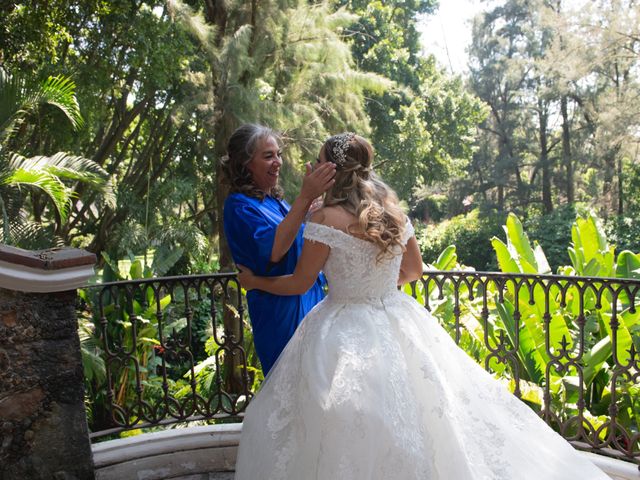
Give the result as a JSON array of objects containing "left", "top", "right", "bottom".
[{"left": 331, "top": 132, "right": 355, "bottom": 165}]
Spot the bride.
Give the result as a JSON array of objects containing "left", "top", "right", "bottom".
[{"left": 234, "top": 133, "right": 608, "bottom": 479}]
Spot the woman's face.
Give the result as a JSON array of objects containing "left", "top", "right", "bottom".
[{"left": 247, "top": 136, "right": 282, "bottom": 192}]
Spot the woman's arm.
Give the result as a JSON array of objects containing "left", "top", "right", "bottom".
[
  {"left": 398, "top": 236, "right": 423, "bottom": 285},
  {"left": 270, "top": 163, "right": 335, "bottom": 263},
  {"left": 239, "top": 237, "right": 330, "bottom": 295}
]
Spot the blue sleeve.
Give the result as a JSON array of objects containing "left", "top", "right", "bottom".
[{"left": 223, "top": 198, "right": 278, "bottom": 275}]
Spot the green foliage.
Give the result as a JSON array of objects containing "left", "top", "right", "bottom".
[
  {"left": 340, "top": 0, "right": 487, "bottom": 203},
  {"left": 422, "top": 212, "right": 640, "bottom": 439},
  {"left": 463, "top": 0, "right": 640, "bottom": 218},
  {"left": 79, "top": 250, "right": 259, "bottom": 433},
  {"left": 491, "top": 213, "right": 553, "bottom": 275},
  {"left": 568, "top": 214, "right": 615, "bottom": 277},
  {"left": 0, "top": 1, "right": 83, "bottom": 70},
  {"left": 605, "top": 215, "right": 640, "bottom": 256},
  {"left": 79, "top": 290, "right": 260, "bottom": 434},
  {"left": 0, "top": 71, "right": 112, "bottom": 246},
  {"left": 79, "top": 253, "right": 190, "bottom": 431},
  {"left": 0, "top": 1, "right": 212, "bottom": 264},
  {"left": 418, "top": 208, "right": 506, "bottom": 270},
  {"left": 0, "top": 73, "right": 83, "bottom": 145},
  {"left": 410, "top": 192, "right": 448, "bottom": 223},
  {"left": 523, "top": 205, "right": 578, "bottom": 272},
  {"left": 0, "top": 1, "right": 487, "bottom": 269}
]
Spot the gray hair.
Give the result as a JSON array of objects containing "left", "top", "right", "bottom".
[{"left": 221, "top": 124, "right": 283, "bottom": 199}]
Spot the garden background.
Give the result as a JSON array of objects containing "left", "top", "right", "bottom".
[{"left": 2, "top": 0, "right": 640, "bottom": 443}]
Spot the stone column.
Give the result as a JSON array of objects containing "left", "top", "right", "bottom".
[{"left": 0, "top": 245, "right": 97, "bottom": 480}]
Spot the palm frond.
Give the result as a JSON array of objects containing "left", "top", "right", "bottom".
[
  {"left": 95, "top": 176, "right": 117, "bottom": 209},
  {"left": 20, "top": 152, "right": 109, "bottom": 187},
  {"left": 0, "top": 70, "right": 23, "bottom": 136},
  {"left": 18, "top": 75, "right": 83, "bottom": 130},
  {"left": 0, "top": 73, "right": 84, "bottom": 147},
  {"left": 5, "top": 151, "right": 116, "bottom": 213},
  {"left": 1, "top": 218, "right": 62, "bottom": 249},
  {"left": 4, "top": 152, "right": 71, "bottom": 221}
]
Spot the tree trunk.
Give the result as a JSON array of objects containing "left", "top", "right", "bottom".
[
  {"left": 602, "top": 150, "right": 616, "bottom": 218},
  {"left": 497, "top": 184, "right": 504, "bottom": 210},
  {"left": 561, "top": 95, "right": 573, "bottom": 203},
  {"left": 539, "top": 102, "right": 552, "bottom": 213},
  {"left": 205, "top": 0, "right": 245, "bottom": 395},
  {"left": 617, "top": 154, "right": 623, "bottom": 215}
]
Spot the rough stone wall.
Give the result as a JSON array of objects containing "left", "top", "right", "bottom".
[{"left": 0, "top": 287, "right": 95, "bottom": 480}]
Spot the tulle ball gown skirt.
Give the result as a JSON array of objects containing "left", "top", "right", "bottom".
[{"left": 234, "top": 293, "right": 609, "bottom": 480}]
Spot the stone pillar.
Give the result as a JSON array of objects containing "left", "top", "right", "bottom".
[{"left": 0, "top": 245, "right": 97, "bottom": 480}]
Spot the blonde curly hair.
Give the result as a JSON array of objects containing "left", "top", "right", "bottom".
[{"left": 323, "top": 133, "right": 406, "bottom": 261}]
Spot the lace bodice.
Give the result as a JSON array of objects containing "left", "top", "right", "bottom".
[{"left": 303, "top": 220, "right": 414, "bottom": 301}]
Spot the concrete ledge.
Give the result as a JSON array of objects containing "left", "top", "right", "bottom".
[
  {"left": 0, "top": 259, "right": 96, "bottom": 292},
  {"left": 0, "top": 244, "right": 96, "bottom": 270},
  {"left": 0, "top": 263, "right": 97, "bottom": 295},
  {"left": 0, "top": 245, "right": 96, "bottom": 293},
  {"left": 92, "top": 423, "right": 639, "bottom": 480},
  {"left": 92, "top": 424, "right": 241, "bottom": 480},
  {"left": 581, "top": 452, "right": 640, "bottom": 480}
]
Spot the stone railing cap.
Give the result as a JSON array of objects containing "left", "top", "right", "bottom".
[{"left": 0, "top": 244, "right": 96, "bottom": 270}]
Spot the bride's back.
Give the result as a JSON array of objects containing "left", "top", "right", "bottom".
[{"left": 304, "top": 206, "right": 412, "bottom": 302}]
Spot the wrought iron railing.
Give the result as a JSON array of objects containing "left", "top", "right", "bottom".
[
  {"left": 82, "top": 273, "right": 251, "bottom": 439},
  {"left": 81, "top": 271, "right": 640, "bottom": 465},
  {"left": 411, "top": 271, "right": 640, "bottom": 464}
]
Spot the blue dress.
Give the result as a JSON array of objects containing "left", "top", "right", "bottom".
[{"left": 223, "top": 193, "right": 325, "bottom": 375}]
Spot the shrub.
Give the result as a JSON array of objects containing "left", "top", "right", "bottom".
[
  {"left": 410, "top": 193, "right": 448, "bottom": 223},
  {"left": 417, "top": 208, "right": 505, "bottom": 270},
  {"left": 524, "top": 204, "right": 577, "bottom": 272},
  {"left": 605, "top": 215, "right": 640, "bottom": 255}
]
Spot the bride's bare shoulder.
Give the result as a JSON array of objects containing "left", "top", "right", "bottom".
[
  {"left": 307, "top": 208, "right": 324, "bottom": 224},
  {"left": 313, "top": 206, "right": 358, "bottom": 233}
]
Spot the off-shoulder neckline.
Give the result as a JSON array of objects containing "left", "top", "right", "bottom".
[
  {"left": 306, "top": 219, "right": 413, "bottom": 246},
  {"left": 305, "top": 221, "right": 376, "bottom": 246}
]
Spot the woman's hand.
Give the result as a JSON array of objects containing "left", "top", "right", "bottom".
[
  {"left": 300, "top": 162, "right": 336, "bottom": 202},
  {"left": 269, "top": 162, "right": 335, "bottom": 263},
  {"left": 306, "top": 196, "right": 324, "bottom": 218},
  {"left": 237, "top": 264, "right": 257, "bottom": 291}
]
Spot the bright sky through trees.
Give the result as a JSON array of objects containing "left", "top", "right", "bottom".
[
  {"left": 418, "top": 0, "right": 484, "bottom": 75},
  {"left": 419, "top": 0, "right": 588, "bottom": 75}
]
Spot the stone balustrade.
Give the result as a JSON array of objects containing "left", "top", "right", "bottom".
[{"left": 0, "top": 245, "right": 96, "bottom": 480}]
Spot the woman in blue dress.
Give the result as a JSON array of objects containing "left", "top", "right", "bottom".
[{"left": 221, "top": 124, "right": 336, "bottom": 375}]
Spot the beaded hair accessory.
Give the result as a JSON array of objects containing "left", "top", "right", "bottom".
[{"left": 331, "top": 132, "right": 355, "bottom": 165}]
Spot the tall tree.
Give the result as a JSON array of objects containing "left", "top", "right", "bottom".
[
  {"left": 469, "top": 0, "right": 535, "bottom": 211},
  {"left": 577, "top": 0, "right": 640, "bottom": 215},
  {"left": 169, "top": 0, "right": 384, "bottom": 390},
  {"left": 467, "top": 0, "right": 640, "bottom": 218},
  {"left": 170, "top": 0, "right": 383, "bottom": 267},
  {"left": 338, "top": 0, "right": 486, "bottom": 205},
  {"left": 2, "top": 1, "right": 213, "bottom": 264}
]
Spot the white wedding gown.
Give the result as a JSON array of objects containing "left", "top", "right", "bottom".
[{"left": 234, "top": 221, "right": 609, "bottom": 479}]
